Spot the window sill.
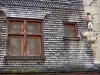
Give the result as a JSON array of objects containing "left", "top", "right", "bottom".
[
  {"left": 4, "top": 56, "right": 46, "bottom": 60},
  {"left": 63, "top": 36, "right": 80, "bottom": 41}
]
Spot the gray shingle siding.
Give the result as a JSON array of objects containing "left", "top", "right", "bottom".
[{"left": 0, "top": 0, "right": 97, "bottom": 73}]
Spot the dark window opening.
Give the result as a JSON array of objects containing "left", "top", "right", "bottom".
[
  {"left": 63, "top": 22, "right": 80, "bottom": 41},
  {"left": 64, "top": 22, "right": 76, "bottom": 37}
]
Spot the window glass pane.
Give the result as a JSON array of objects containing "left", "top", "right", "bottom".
[
  {"left": 27, "top": 37, "right": 41, "bottom": 56},
  {"left": 64, "top": 26, "right": 75, "bottom": 37},
  {"left": 8, "top": 21, "right": 23, "bottom": 33},
  {"left": 8, "top": 36, "right": 22, "bottom": 56},
  {"left": 27, "top": 22, "right": 40, "bottom": 33}
]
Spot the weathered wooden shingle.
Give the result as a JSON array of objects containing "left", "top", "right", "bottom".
[{"left": 0, "top": 0, "right": 97, "bottom": 73}]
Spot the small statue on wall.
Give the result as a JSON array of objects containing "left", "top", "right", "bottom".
[{"left": 87, "top": 12, "right": 93, "bottom": 31}]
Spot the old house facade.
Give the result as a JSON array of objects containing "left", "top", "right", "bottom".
[{"left": 0, "top": 0, "right": 99, "bottom": 74}]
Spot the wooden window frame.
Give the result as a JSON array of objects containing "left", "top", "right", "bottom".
[
  {"left": 5, "top": 18, "right": 45, "bottom": 60},
  {"left": 63, "top": 22, "right": 80, "bottom": 41}
]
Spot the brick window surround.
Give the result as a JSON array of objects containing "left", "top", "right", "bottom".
[{"left": 5, "top": 18, "right": 45, "bottom": 60}]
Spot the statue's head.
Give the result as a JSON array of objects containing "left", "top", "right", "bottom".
[{"left": 87, "top": 12, "right": 90, "bottom": 15}]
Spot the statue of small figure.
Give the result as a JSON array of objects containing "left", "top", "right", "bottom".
[{"left": 87, "top": 12, "right": 93, "bottom": 31}]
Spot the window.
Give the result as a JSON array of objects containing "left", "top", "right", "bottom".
[
  {"left": 64, "top": 22, "right": 76, "bottom": 37},
  {"left": 7, "top": 19, "right": 43, "bottom": 56},
  {"left": 63, "top": 22, "right": 80, "bottom": 41}
]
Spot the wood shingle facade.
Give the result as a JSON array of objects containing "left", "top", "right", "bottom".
[{"left": 0, "top": 0, "right": 99, "bottom": 74}]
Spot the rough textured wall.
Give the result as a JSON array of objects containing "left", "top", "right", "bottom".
[
  {"left": 83, "top": 0, "right": 100, "bottom": 64},
  {"left": 0, "top": 11, "right": 7, "bottom": 71},
  {"left": 0, "top": 0, "right": 97, "bottom": 73}
]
